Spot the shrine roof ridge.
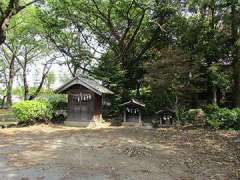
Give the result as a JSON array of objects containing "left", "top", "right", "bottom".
[
  {"left": 120, "top": 99, "right": 145, "bottom": 107},
  {"left": 54, "top": 75, "right": 114, "bottom": 95}
]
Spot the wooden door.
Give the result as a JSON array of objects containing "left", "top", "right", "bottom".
[
  {"left": 79, "top": 98, "right": 94, "bottom": 122},
  {"left": 68, "top": 92, "right": 94, "bottom": 122}
]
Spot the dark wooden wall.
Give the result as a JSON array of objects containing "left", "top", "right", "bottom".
[
  {"left": 66, "top": 84, "right": 101, "bottom": 122},
  {"left": 124, "top": 104, "right": 141, "bottom": 123}
]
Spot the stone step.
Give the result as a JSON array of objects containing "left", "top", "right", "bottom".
[
  {"left": 0, "top": 121, "right": 18, "bottom": 129},
  {"left": 0, "top": 114, "right": 16, "bottom": 122}
]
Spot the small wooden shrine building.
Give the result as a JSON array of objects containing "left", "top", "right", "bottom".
[
  {"left": 55, "top": 75, "right": 113, "bottom": 127},
  {"left": 156, "top": 108, "right": 176, "bottom": 127},
  {"left": 120, "top": 99, "right": 145, "bottom": 126}
]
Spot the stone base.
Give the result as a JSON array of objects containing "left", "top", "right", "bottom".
[
  {"left": 143, "top": 123, "right": 153, "bottom": 129},
  {"left": 122, "top": 122, "right": 142, "bottom": 127},
  {"left": 64, "top": 117, "right": 111, "bottom": 128},
  {"left": 64, "top": 121, "right": 92, "bottom": 127}
]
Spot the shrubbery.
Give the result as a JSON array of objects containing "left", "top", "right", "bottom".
[
  {"left": 178, "top": 105, "right": 240, "bottom": 130},
  {"left": 178, "top": 108, "right": 205, "bottom": 126},
  {"left": 177, "top": 108, "right": 192, "bottom": 124},
  {"left": 12, "top": 100, "right": 53, "bottom": 126},
  {"left": 37, "top": 93, "right": 68, "bottom": 123},
  {"left": 45, "top": 94, "right": 67, "bottom": 111},
  {"left": 37, "top": 93, "right": 68, "bottom": 111},
  {"left": 0, "top": 98, "right": 3, "bottom": 106},
  {"left": 203, "top": 105, "right": 240, "bottom": 130}
]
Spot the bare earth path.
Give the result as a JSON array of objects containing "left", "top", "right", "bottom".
[{"left": 0, "top": 125, "right": 239, "bottom": 180}]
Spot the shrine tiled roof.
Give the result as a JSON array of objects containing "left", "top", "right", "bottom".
[{"left": 55, "top": 75, "right": 114, "bottom": 95}]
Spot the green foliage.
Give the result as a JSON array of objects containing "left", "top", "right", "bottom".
[
  {"left": 12, "top": 100, "right": 53, "bottom": 125},
  {"left": 40, "top": 0, "right": 180, "bottom": 99},
  {"left": 178, "top": 108, "right": 202, "bottom": 125},
  {"left": 37, "top": 93, "right": 68, "bottom": 111},
  {"left": 46, "top": 94, "right": 67, "bottom": 111},
  {"left": 208, "top": 65, "right": 230, "bottom": 89},
  {"left": 0, "top": 98, "right": 3, "bottom": 106},
  {"left": 207, "top": 118, "right": 224, "bottom": 130},
  {"left": 45, "top": 72, "right": 56, "bottom": 90},
  {"left": 204, "top": 105, "right": 240, "bottom": 130},
  {"left": 187, "top": 109, "right": 199, "bottom": 123},
  {"left": 141, "top": 87, "right": 177, "bottom": 117},
  {"left": 12, "top": 88, "right": 24, "bottom": 96},
  {"left": 1, "top": 0, "right": 239, "bottom": 120},
  {"left": 36, "top": 93, "right": 68, "bottom": 124},
  {"left": 202, "top": 104, "right": 219, "bottom": 114},
  {"left": 37, "top": 1, "right": 93, "bottom": 76},
  {"left": 93, "top": 52, "right": 125, "bottom": 116}
]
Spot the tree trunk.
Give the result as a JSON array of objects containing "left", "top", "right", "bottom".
[
  {"left": 231, "top": 3, "right": 240, "bottom": 107},
  {"left": 0, "top": 29, "right": 6, "bottom": 46},
  {"left": 20, "top": 55, "right": 29, "bottom": 100},
  {"left": 29, "top": 73, "right": 48, "bottom": 100},
  {"left": 6, "top": 55, "right": 15, "bottom": 108},
  {"left": 0, "top": 0, "right": 39, "bottom": 46},
  {"left": 233, "top": 58, "right": 240, "bottom": 107},
  {"left": 23, "top": 67, "right": 29, "bottom": 100},
  {"left": 0, "top": 16, "right": 10, "bottom": 46},
  {"left": 212, "top": 87, "right": 217, "bottom": 105},
  {"left": 1, "top": 96, "right": 6, "bottom": 109},
  {"left": 0, "top": 3, "right": 14, "bottom": 46}
]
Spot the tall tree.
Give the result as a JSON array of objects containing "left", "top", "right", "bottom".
[
  {"left": 1, "top": 4, "right": 58, "bottom": 104},
  {"left": 40, "top": 0, "right": 178, "bottom": 100},
  {"left": 0, "top": 0, "right": 40, "bottom": 45},
  {"left": 229, "top": 0, "right": 240, "bottom": 107},
  {"left": 180, "top": 0, "right": 233, "bottom": 105},
  {"left": 0, "top": 43, "right": 19, "bottom": 107},
  {"left": 37, "top": 1, "right": 93, "bottom": 77}
]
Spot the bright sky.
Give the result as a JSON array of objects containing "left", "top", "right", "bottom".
[{"left": 13, "top": 56, "right": 71, "bottom": 90}]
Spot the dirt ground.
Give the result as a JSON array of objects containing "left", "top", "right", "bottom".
[{"left": 0, "top": 125, "right": 239, "bottom": 180}]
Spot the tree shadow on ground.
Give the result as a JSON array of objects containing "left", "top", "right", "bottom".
[{"left": 0, "top": 125, "right": 239, "bottom": 179}]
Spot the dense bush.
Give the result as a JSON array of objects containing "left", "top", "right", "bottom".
[
  {"left": 0, "top": 98, "right": 3, "bottom": 107},
  {"left": 181, "top": 109, "right": 197, "bottom": 124},
  {"left": 12, "top": 100, "right": 53, "bottom": 125},
  {"left": 202, "top": 104, "right": 219, "bottom": 114},
  {"left": 177, "top": 107, "right": 191, "bottom": 124},
  {"left": 203, "top": 105, "right": 240, "bottom": 130},
  {"left": 36, "top": 93, "right": 68, "bottom": 123},
  {"left": 45, "top": 94, "right": 67, "bottom": 111},
  {"left": 137, "top": 87, "right": 178, "bottom": 117},
  {"left": 178, "top": 108, "right": 205, "bottom": 125},
  {"left": 37, "top": 93, "right": 68, "bottom": 111}
]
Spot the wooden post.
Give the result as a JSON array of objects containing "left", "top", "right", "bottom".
[
  {"left": 159, "top": 116, "right": 162, "bottom": 127},
  {"left": 139, "top": 110, "right": 143, "bottom": 126},
  {"left": 123, "top": 107, "right": 126, "bottom": 122}
]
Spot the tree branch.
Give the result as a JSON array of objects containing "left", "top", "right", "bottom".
[{"left": 126, "top": 9, "right": 146, "bottom": 50}]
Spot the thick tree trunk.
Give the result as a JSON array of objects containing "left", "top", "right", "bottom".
[
  {"left": 231, "top": 3, "right": 240, "bottom": 107},
  {"left": 233, "top": 56, "right": 240, "bottom": 107},
  {"left": 23, "top": 68, "right": 29, "bottom": 100},
  {"left": 0, "top": 29, "right": 6, "bottom": 46},
  {"left": 6, "top": 55, "right": 15, "bottom": 108},
  {"left": 120, "top": 51, "right": 131, "bottom": 101},
  {"left": 1, "top": 96, "right": 6, "bottom": 109},
  {"left": 212, "top": 87, "right": 217, "bottom": 105},
  {"left": 0, "top": 0, "right": 39, "bottom": 46},
  {"left": 20, "top": 56, "right": 29, "bottom": 100},
  {"left": 0, "top": 3, "right": 14, "bottom": 46},
  {"left": 206, "top": 73, "right": 213, "bottom": 104}
]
